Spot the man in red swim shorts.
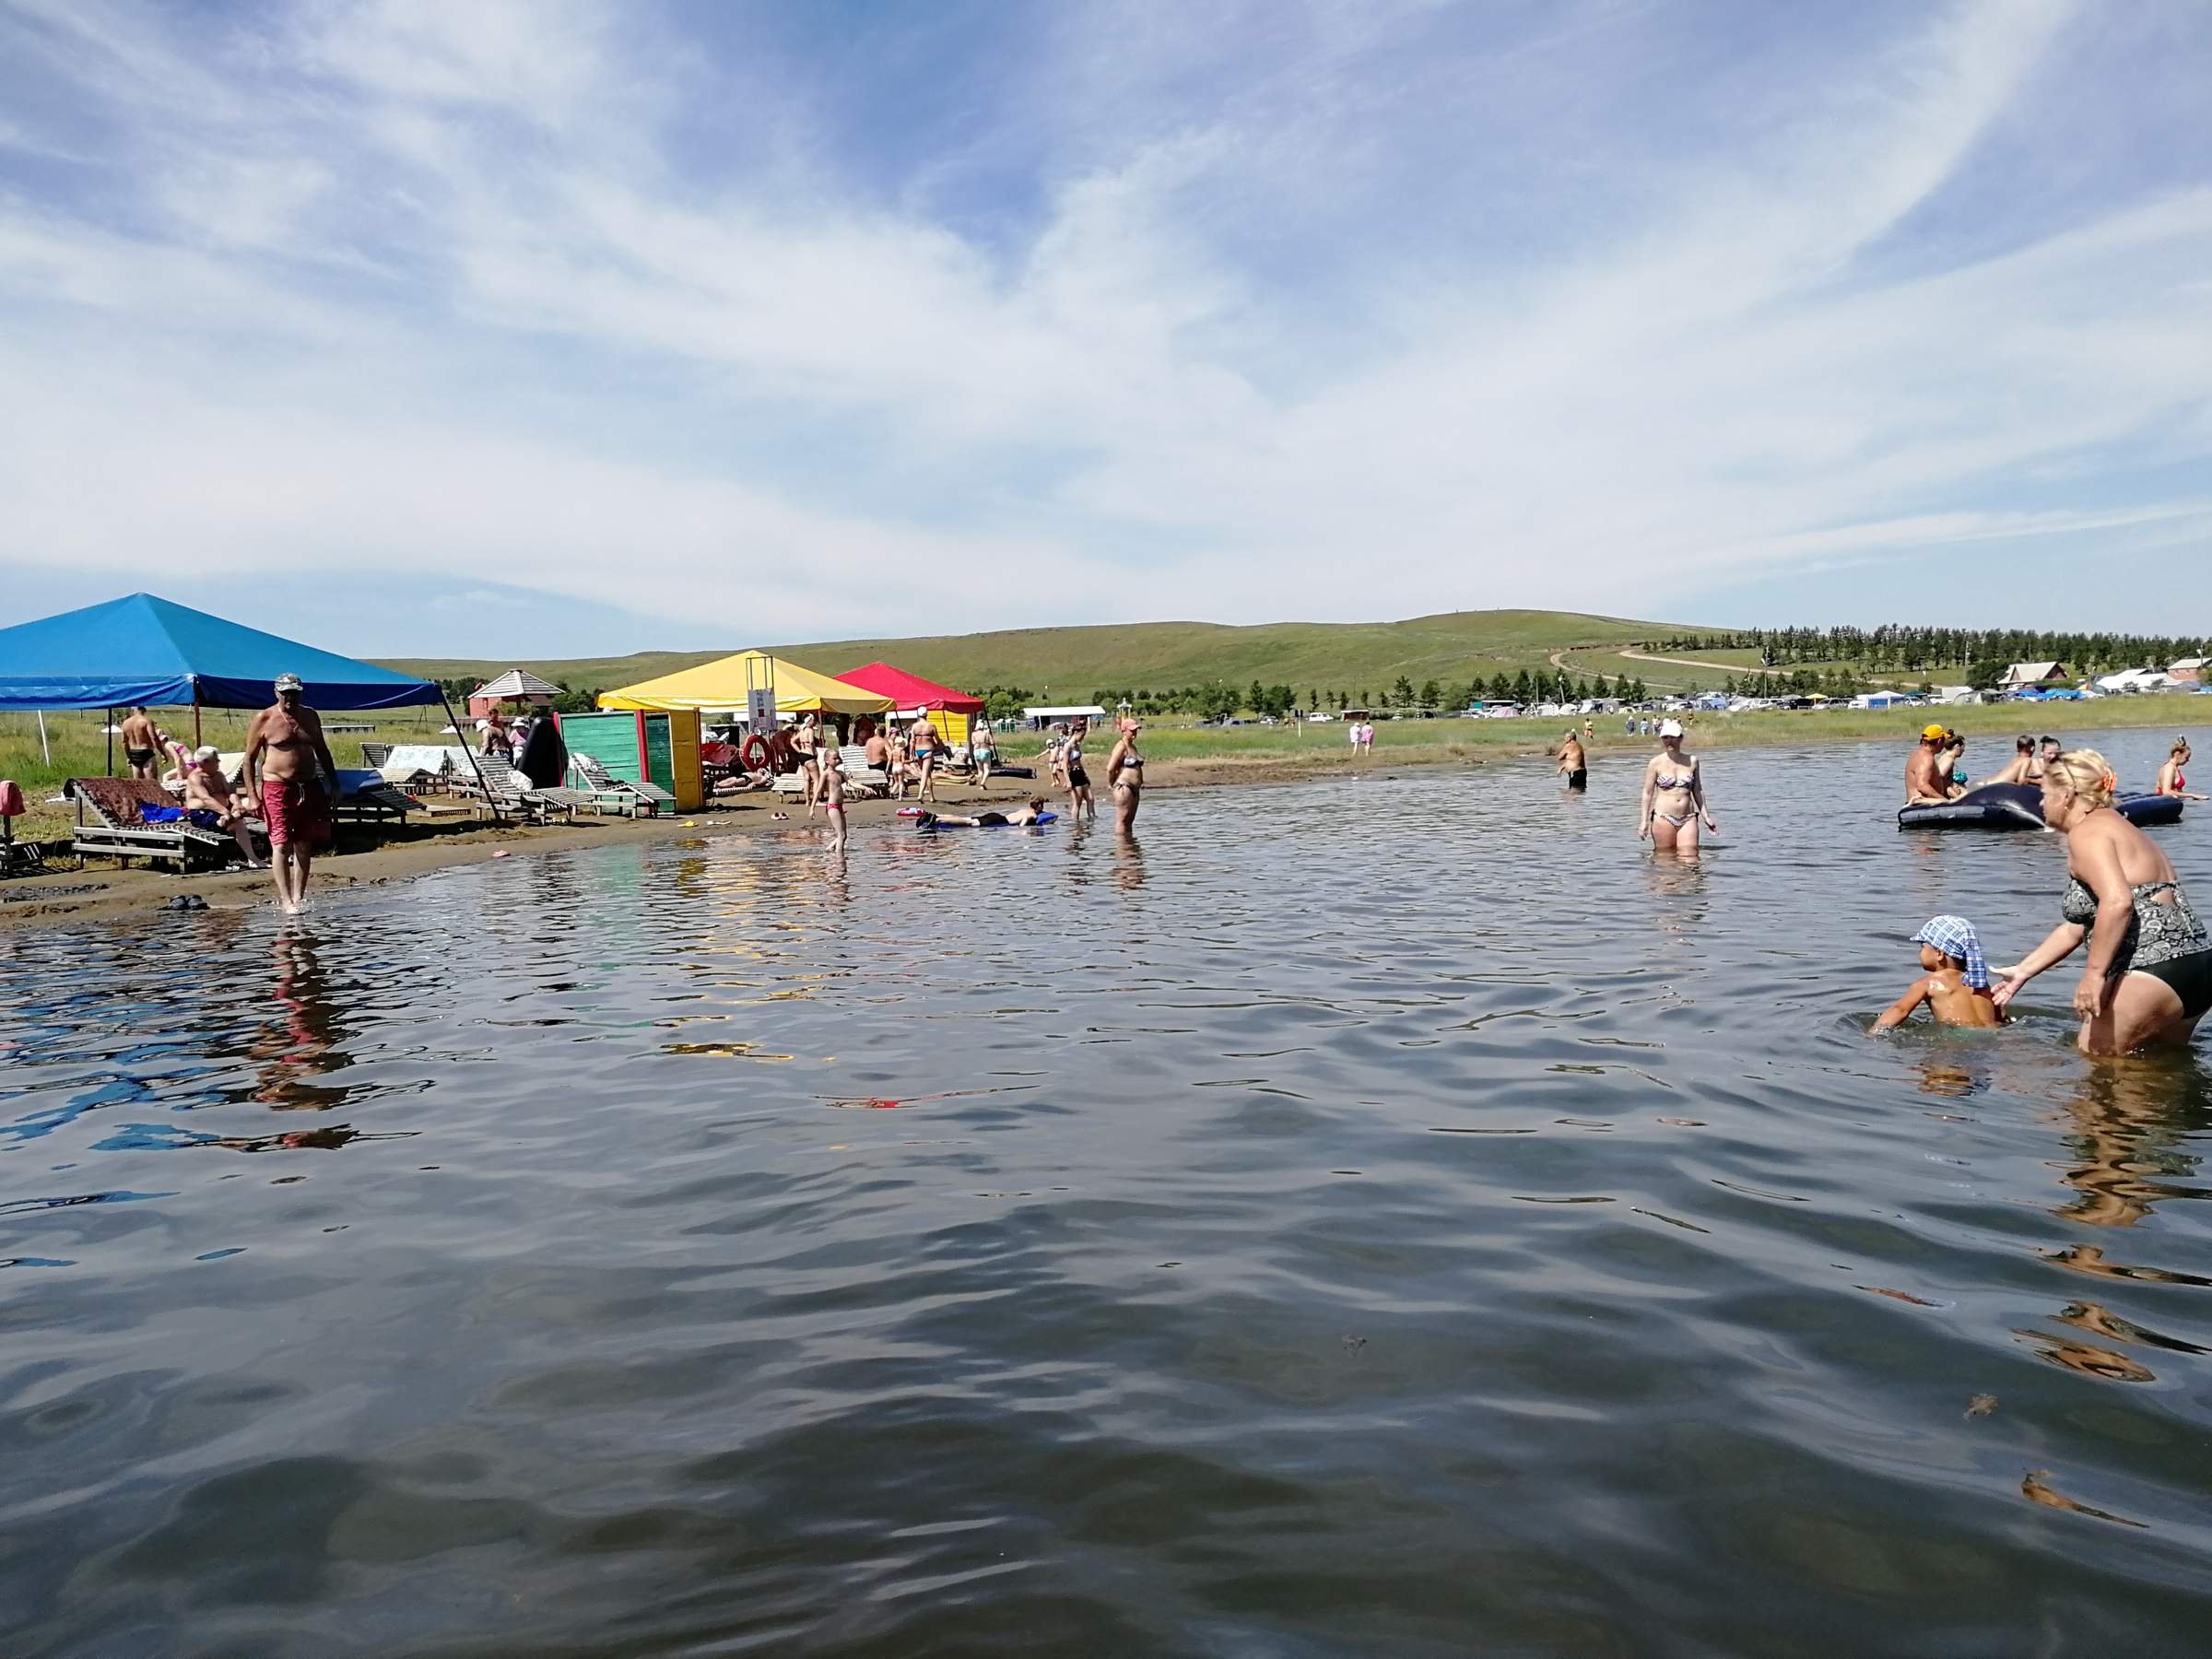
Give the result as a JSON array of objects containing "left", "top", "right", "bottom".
[{"left": 243, "top": 673, "right": 337, "bottom": 915}]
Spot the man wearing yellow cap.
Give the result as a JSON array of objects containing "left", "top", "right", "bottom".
[{"left": 1906, "top": 724, "right": 1965, "bottom": 805}]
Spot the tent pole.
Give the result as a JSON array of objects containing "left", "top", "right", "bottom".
[
  {"left": 441, "top": 689, "right": 502, "bottom": 823},
  {"left": 37, "top": 711, "right": 50, "bottom": 767},
  {"left": 106, "top": 708, "right": 113, "bottom": 778},
  {"left": 193, "top": 682, "right": 202, "bottom": 749}
]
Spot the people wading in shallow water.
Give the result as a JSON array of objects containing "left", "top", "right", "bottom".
[
  {"left": 1993, "top": 748, "right": 2212, "bottom": 1054},
  {"left": 243, "top": 672, "right": 336, "bottom": 916},
  {"left": 1107, "top": 718, "right": 1145, "bottom": 833},
  {"left": 1638, "top": 720, "right": 1715, "bottom": 853},
  {"left": 819, "top": 746, "right": 849, "bottom": 853},
  {"left": 2156, "top": 737, "right": 2206, "bottom": 800},
  {"left": 1062, "top": 718, "right": 1096, "bottom": 823},
  {"left": 1557, "top": 729, "right": 1587, "bottom": 792}
]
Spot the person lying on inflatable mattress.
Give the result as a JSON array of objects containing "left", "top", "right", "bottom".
[{"left": 916, "top": 796, "right": 1049, "bottom": 830}]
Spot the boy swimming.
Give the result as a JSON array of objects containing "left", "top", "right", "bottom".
[{"left": 1876, "top": 915, "right": 2006, "bottom": 1030}]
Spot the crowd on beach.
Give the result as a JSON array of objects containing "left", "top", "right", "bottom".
[{"left": 100, "top": 674, "right": 2212, "bottom": 1060}]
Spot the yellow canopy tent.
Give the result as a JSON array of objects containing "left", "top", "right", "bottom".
[{"left": 598, "top": 651, "right": 894, "bottom": 716}]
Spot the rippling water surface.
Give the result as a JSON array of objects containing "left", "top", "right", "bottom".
[{"left": 6, "top": 729, "right": 2211, "bottom": 1656}]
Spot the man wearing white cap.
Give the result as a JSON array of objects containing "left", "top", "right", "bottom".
[
  {"left": 180, "top": 746, "right": 264, "bottom": 867},
  {"left": 243, "top": 673, "right": 336, "bottom": 913}
]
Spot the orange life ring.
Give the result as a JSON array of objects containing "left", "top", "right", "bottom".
[{"left": 738, "top": 732, "right": 772, "bottom": 771}]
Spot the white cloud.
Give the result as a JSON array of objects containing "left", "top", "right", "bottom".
[{"left": 0, "top": 0, "right": 2206, "bottom": 641}]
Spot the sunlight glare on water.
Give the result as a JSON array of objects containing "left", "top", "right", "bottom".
[{"left": 4, "top": 729, "right": 2210, "bottom": 1655}]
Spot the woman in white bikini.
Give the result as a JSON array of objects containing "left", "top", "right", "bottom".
[{"left": 1638, "top": 719, "right": 1716, "bottom": 853}]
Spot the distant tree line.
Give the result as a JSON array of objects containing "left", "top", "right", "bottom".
[{"left": 1702, "top": 625, "right": 2207, "bottom": 674}]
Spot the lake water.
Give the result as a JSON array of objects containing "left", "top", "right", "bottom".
[{"left": 5, "top": 727, "right": 2209, "bottom": 1656}]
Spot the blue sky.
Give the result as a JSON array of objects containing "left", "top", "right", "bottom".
[{"left": 1, "top": 0, "right": 2206, "bottom": 658}]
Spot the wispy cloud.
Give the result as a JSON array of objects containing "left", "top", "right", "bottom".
[{"left": 0, "top": 0, "right": 2204, "bottom": 651}]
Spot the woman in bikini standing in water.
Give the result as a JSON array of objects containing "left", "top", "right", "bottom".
[
  {"left": 1638, "top": 718, "right": 1716, "bottom": 853},
  {"left": 1107, "top": 718, "right": 1144, "bottom": 833},
  {"left": 1062, "top": 717, "right": 1096, "bottom": 824}
]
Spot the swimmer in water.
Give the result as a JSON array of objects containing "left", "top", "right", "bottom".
[
  {"left": 1876, "top": 916, "right": 2006, "bottom": 1030},
  {"left": 917, "top": 796, "right": 1048, "bottom": 830}
]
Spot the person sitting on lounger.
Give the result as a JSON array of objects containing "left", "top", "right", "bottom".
[
  {"left": 916, "top": 796, "right": 1048, "bottom": 830},
  {"left": 182, "top": 746, "right": 265, "bottom": 866}
]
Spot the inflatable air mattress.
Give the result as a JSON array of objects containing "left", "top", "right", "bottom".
[{"left": 1898, "top": 782, "right": 2184, "bottom": 831}]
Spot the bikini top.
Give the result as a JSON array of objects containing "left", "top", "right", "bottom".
[
  {"left": 2062, "top": 874, "right": 2209, "bottom": 973},
  {"left": 1654, "top": 768, "right": 1693, "bottom": 792}
]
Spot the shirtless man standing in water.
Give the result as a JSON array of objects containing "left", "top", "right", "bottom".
[{"left": 243, "top": 673, "right": 337, "bottom": 915}]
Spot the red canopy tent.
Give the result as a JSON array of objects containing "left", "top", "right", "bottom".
[
  {"left": 836, "top": 663, "right": 984, "bottom": 715},
  {"left": 836, "top": 662, "right": 987, "bottom": 746}
]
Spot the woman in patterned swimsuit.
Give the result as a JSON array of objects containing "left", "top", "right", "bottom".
[{"left": 1993, "top": 748, "right": 2212, "bottom": 1054}]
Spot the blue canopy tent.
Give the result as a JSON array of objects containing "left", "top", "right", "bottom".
[
  {"left": 0, "top": 593, "right": 439, "bottom": 712},
  {"left": 0, "top": 594, "right": 488, "bottom": 795}
]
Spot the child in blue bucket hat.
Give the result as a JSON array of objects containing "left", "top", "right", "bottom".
[{"left": 1877, "top": 915, "right": 2006, "bottom": 1029}]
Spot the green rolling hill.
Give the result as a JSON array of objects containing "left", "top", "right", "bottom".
[{"left": 382, "top": 609, "right": 1709, "bottom": 700}]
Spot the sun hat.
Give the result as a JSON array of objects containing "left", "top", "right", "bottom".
[
  {"left": 1921, "top": 724, "right": 1947, "bottom": 741},
  {"left": 1912, "top": 915, "right": 1990, "bottom": 990},
  {"left": 275, "top": 672, "right": 304, "bottom": 692},
  {"left": 1657, "top": 718, "right": 1684, "bottom": 738}
]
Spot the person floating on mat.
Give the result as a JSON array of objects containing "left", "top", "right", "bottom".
[
  {"left": 2156, "top": 737, "right": 2206, "bottom": 801},
  {"left": 917, "top": 796, "right": 1049, "bottom": 830},
  {"left": 1876, "top": 915, "right": 2006, "bottom": 1030},
  {"left": 1905, "top": 724, "right": 1964, "bottom": 806}
]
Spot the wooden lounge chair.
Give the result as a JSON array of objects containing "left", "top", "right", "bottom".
[
  {"left": 330, "top": 770, "right": 420, "bottom": 829},
  {"left": 570, "top": 754, "right": 674, "bottom": 816},
  {"left": 65, "top": 777, "right": 233, "bottom": 873},
  {"left": 564, "top": 759, "right": 653, "bottom": 817},
  {"left": 453, "top": 754, "right": 583, "bottom": 823}
]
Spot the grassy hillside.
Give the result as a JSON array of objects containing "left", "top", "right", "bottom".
[{"left": 382, "top": 609, "right": 1695, "bottom": 699}]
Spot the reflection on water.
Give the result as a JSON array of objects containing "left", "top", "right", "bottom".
[{"left": 3, "top": 728, "right": 2211, "bottom": 1657}]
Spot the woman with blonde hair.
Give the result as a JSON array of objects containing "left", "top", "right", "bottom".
[
  {"left": 2155, "top": 737, "right": 2206, "bottom": 801},
  {"left": 1993, "top": 748, "right": 2212, "bottom": 1053}
]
